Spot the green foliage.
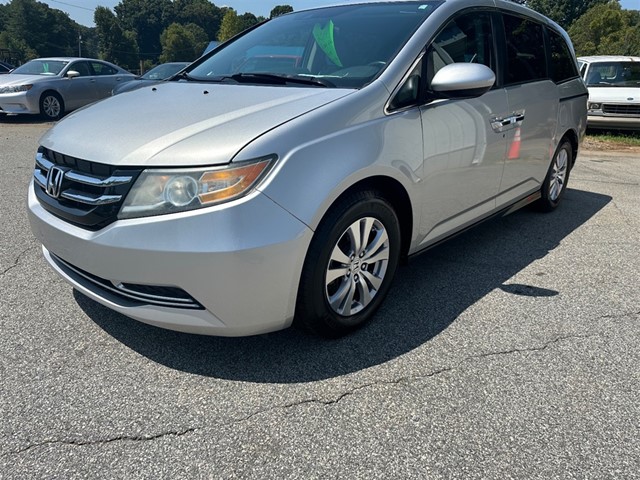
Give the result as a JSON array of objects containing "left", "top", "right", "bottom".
[
  {"left": 270, "top": 5, "right": 294, "bottom": 18},
  {"left": 114, "top": 0, "right": 173, "bottom": 61},
  {"left": 238, "top": 12, "right": 260, "bottom": 32},
  {"left": 171, "top": 0, "right": 223, "bottom": 40},
  {"left": 568, "top": 2, "right": 640, "bottom": 56},
  {"left": 94, "top": 6, "right": 139, "bottom": 70},
  {"left": 160, "top": 22, "right": 208, "bottom": 62},
  {"left": 526, "top": 0, "right": 610, "bottom": 28},
  {"left": 217, "top": 9, "right": 241, "bottom": 42},
  {"left": 0, "top": 0, "right": 85, "bottom": 62}
]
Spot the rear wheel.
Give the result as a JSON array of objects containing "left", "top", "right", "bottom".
[
  {"left": 295, "top": 190, "right": 401, "bottom": 337},
  {"left": 39, "top": 91, "right": 64, "bottom": 121},
  {"left": 536, "top": 140, "right": 572, "bottom": 212}
]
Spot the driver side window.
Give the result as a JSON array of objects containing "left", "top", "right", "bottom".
[{"left": 427, "top": 12, "right": 495, "bottom": 85}]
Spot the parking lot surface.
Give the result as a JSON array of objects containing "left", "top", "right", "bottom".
[{"left": 1, "top": 118, "right": 639, "bottom": 478}]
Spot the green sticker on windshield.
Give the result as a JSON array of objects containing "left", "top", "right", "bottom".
[{"left": 313, "top": 20, "right": 343, "bottom": 67}]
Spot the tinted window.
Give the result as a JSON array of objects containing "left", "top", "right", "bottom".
[
  {"left": 548, "top": 29, "right": 578, "bottom": 83},
  {"left": 70, "top": 61, "right": 92, "bottom": 77},
  {"left": 503, "top": 15, "right": 546, "bottom": 84},
  {"left": 91, "top": 62, "right": 118, "bottom": 76},
  {"left": 428, "top": 11, "right": 495, "bottom": 82}
]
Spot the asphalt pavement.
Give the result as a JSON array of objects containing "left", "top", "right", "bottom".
[{"left": 1, "top": 118, "right": 639, "bottom": 479}]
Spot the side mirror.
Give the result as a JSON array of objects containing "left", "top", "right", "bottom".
[
  {"left": 431, "top": 63, "right": 495, "bottom": 98},
  {"left": 389, "top": 74, "right": 420, "bottom": 110},
  {"left": 67, "top": 70, "right": 80, "bottom": 78}
]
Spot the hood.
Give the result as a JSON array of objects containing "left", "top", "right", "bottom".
[
  {"left": 587, "top": 86, "right": 640, "bottom": 104},
  {"left": 0, "top": 74, "right": 57, "bottom": 86},
  {"left": 40, "top": 82, "right": 353, "bottom": 167}
]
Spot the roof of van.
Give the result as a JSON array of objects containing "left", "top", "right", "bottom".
[{"left": 578, "top": 56, "right": 640, "bottom": 63}]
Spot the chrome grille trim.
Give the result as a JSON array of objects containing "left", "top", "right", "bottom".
[
  {"left": 34, "top": 151, "right": 134, "bottom": 206},
  {"left": 36, "top": 152, "right": 133, "bottom": 187},
  {"left": 51, "top": 253, "right": 203, "bottom": 310},
  {"left": 113, "top": 283, "right": 195, "bottom": 304},
  {"left": 59, "top": 190, "right": 123, "bottom": 206}
]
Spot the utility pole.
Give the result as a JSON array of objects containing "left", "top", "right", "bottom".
[{"left": 78, "top": 33, "right": 82, "bottom": 57}]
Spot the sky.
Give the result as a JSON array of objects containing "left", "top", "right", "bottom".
[{"left": 0, "top": 0, "right": 638, "bottom": 27}]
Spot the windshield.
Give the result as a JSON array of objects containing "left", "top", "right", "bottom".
[
  {"left": 188, "top": 2, "right": 442, "bottom": 89},
  {"left": 12, "top": 60, "right": 68, "bottom": 76},
  {"left": 586, "top": 61, "right": 640, "bottom": 87},
  {"left": 142, "top": 63, "right": 189, "bottom": 80}
]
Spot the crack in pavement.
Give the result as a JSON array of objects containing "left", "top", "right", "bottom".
[
  {"left": 227, "top": 333, "right": 599, "bottom": 425},
  {"left": 609, "top": 200, "right": 638, "bottom": 228},
  {"left": 2, "top": 333, "right": 602, "bottom": 457},
  {"left": 1, "top": 245, "right": 38, "bottom": 277},
  {"left": 3, "top": 428, "right": 196, "bottom": 457},
  {"left": 601, "top": 310, "right": 640, "bottom": 319}
]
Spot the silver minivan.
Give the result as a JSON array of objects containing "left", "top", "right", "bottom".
[{"left": 28, "top": 0, "right": 587, "bottom": 337}]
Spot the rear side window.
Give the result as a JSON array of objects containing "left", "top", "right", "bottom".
[
  {"left": 548, "top": 29, "right": 578, "bottom": 83},
  {"left": 91, "top": 62, "right": 118, "bottom": 76},
  {"left": 503, "top": 14, "right": 546, "bottom": 84}
]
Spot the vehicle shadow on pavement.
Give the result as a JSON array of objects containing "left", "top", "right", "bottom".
[
  {"left": 0, "top": 114, "right": 53, "bottom": 125},
  {"left": 75, "top": 188, "right": 611, "bottom": 383}
]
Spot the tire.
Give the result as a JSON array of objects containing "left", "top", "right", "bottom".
[
  {"left": 295, "top": 190, "right": 401, "bottom": 337},
  {"left": 536, "top": 140, "right": 572, "bottom": 212},
  {"left": 39, "top": 91, "right": 64, "bottom": 121}
]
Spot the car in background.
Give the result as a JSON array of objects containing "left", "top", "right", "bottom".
[
  {"left": 0, "top": 57, "right": 136, "bottom": 120},
  {"left": 0, "top": 61, "right": 14, "bottom": 74},
  {"left": 578, "top": 55, "right": 640, "bottom": 131},
  {"left": 112, "top": 62, "right": 189, "bottom": 95}
]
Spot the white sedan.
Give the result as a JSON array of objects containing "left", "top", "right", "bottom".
[{"left": 0, "top": 57, "right": 136, "bottom": 120}]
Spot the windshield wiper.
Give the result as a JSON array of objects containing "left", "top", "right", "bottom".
[
  {"left": 230, "top": 73, "right": 335, "bottom": 88},
  {"left": 174, "top": 71, "right": 196, "bottom": 81}
]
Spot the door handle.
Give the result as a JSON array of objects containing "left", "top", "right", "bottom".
[{"left": 490, "top": 112, "right": 525, "bottom": 132}]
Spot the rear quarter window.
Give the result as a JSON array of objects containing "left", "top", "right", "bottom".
[{"left": 548, "top": 29, "right": 579, "bottom": 83}]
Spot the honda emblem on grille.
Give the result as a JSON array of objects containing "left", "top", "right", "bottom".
[{"left": 45, "top": 166, "right": 65, "bottom": 199}]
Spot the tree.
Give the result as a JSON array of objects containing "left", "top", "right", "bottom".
[
  {"left": 270, "top": 5, "right": 293, "bottom": 18},
  {"left": 160, "top": 22, "right": 208, "bottom": 62},
  {"left": 568, "top": 2, "right": 640, "bottom": 56},
  {"left": 94, "top": 6, "right": 139, "bottom": 70},
  {"left": 114, "top": 0, "right": 173, "bottom": 62},
  {"left": 217, "top": 9, "right": 241, "bottom": 42},
  {"left": 172, "top": 0, "right": 224, "bottom": 41},
  {"left": 238, "top": 12, "right": 260, "bottom": 32},
  {"left": 526, "top": 0, "right": 610, "bottom": 28},
  {"left": 0, "top": 0, "right": 86, "bottom": 62}
]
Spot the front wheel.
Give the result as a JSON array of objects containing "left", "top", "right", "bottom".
[
  {"left": 536, "top": 140, "right": 572, "bottom": 212},
  {"left": 39, "top": 91, "right": 64, "bottom": 121},
  {"left": 295, "top": 191, "right": 401, "bottom": 337}
]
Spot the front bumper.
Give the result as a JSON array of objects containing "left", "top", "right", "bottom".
[
  {"left": 0, "top": 91, "right": 39, "bottom": 114},
  {"left": 28, "top": 182, "right": 313, "bottom": 336},
  {"left": 587, "top": 114, "right": 640, "bottom": 131}
]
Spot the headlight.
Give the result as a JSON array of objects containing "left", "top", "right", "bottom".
[
  {"left": 118, "top": 155, "right": 275, "bottom": 219},
  {"left": 0, "top": 84, "right": 33, "bottom": 94},
  {"left": 588, "top": 102, "right": 602, "bottom": 110}
]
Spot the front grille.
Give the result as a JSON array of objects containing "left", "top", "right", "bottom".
[
  {"left": 602, "top": 104, "right": 640, "bottom": 116},
  {"left": 33, "top": 148, "right": 142, "bottom": 230},
  {"left": 50, "top": 253, "right": 204, "bottom": 310}
]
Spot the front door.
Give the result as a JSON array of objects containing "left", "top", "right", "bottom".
[{"left": 417, "top": 11, "right": 509, "bottom": 247}]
